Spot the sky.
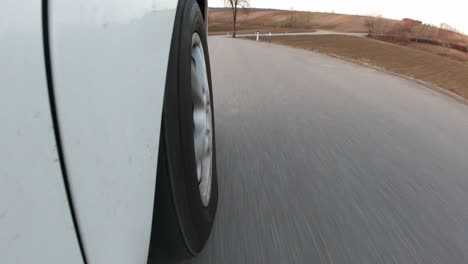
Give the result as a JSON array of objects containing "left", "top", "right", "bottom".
[{"left": 210, "top": 0, "right": 467, "bottom": 33}]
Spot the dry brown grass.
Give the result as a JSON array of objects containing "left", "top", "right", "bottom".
[
  {"left": 210, "top": 8, "right": 468, "bottom": 45},
  {"left": 250, "top": 35, "right": 468, "bottom": 99},
  {"left": 208, "top": 8, "right": 378, "bottom": 35},
  {"left": 209, "top": 27, "right": 314, "bottom": 35},
  {"left": 408, "top": 43, "right": 468, "bottom": 64}
]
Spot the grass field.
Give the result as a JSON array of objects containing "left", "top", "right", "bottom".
[
  {"left": 248, "top": 35, "right": 468, "bottom": 100},
  {"left": 407, "top": 43, "right": 468, "bottom": 64},
  {"left": 209, "top": 27, "right": 316, "bottom": 35},
  {"left": 209, "top": 8, "right": 468, "bottom": 44},
  {"left": 209, "top": 8, "right": 375, "bottom": 35}
]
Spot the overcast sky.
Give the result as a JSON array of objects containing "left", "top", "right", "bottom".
[{"left": 210, "top": 0, "right": 467, "bottom": 33}]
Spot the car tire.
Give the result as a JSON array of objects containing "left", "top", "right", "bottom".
[{"left": 148, "top": 0, "right": 217, "bottom": 259}]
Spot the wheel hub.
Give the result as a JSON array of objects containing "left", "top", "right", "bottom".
[{"left": 191, "top": 33, "right": 212, "bottom": 207}]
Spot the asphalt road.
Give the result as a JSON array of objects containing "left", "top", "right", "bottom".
[
  {"left": 236, "top": 30, "right": 367, "bottom": 38},
  {"left": 183, "top": 37, "right": 468, "bottom": 263}
]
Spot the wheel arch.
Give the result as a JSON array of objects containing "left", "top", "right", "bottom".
[
  {"left": 196, "top": 0, "right": 207, "bottom": 20},
  {"left": 196, "top": 0, "right": 208, "bottom": 33}
]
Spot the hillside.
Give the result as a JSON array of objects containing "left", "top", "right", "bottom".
[
  {"left": 209, "top": 8, "right": 468, "bottom": 45},
  {"left": 209, "top": 8, "right": 377, "bottom": 33}
]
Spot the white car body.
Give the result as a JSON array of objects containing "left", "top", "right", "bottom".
[{"left": 0, "top": 0, "right": 208, "bottom": 263}]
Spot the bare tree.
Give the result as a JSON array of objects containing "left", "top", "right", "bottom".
[
  {"left": 224, "top": 0, "right": 249, "bottom": 38},
  {"left": 440, "top": 23, "right": 461, "bottom": 33},
  {"left": 364, "top": 14, "right": 382, "bottom": 38},
  {"left": 364, "top": 18, "right": 376, "bottom": 37}
]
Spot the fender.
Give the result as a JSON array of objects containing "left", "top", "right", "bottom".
[
  {"left": 0, "top": 0, "right": 82, "bottom": 262},
  {"left": 48, "top": 0, "right": 179, "bottom": 262}
]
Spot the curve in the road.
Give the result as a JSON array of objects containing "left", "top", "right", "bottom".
[
  {"left": 236, "top": 30, "right": 367, "bottom": 38},
  {"left": 186, "top": 36, "right": 468, "bottom": 264}
]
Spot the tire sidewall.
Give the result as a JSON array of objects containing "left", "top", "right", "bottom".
[{"left": 163, "top": 0, "right": 217, "bottom": 254}]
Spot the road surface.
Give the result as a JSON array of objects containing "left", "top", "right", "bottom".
[
  {"left": 180, "top": 36, "right": 468, "bottom": 263},
  {"left": 236, "top": 30, "right": 367, "bottom": 38}
]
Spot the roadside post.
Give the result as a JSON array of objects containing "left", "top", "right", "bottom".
[
  {"left": 268, "top": 32, "right": 272, "bottom": 43},
  {"left": 256, "top": 31, "right": 259, "bottom": 41}
]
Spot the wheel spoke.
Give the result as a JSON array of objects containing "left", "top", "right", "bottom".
[
  {"left": 194, "top": 47, "right": 209, "bottom": 92},
  {"left": 191, "top": 64, "right": 205, "bottom": 105},
  {"left": 193, "top": 122, "right": 205, "bottom": 159},
  {"left": 196, "top": 161, "right": 201, "bottom": 182}
]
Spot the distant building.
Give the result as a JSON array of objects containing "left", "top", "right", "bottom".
[{"left": 401, "top": 18, "right": 423, "bottom": 28}]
